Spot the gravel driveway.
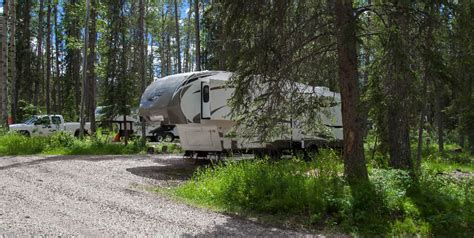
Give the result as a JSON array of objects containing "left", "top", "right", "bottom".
[{"left": 0, "top": 155, "right": 320, "bottom": 236}]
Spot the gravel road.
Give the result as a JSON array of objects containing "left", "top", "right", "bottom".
[{"left": 0, "top": 155, "right": 320, "bottom": 236}]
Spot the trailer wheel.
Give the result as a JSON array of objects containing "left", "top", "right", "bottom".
[{"left": 268, "top": 149, "right": 282, "bottom": 161}]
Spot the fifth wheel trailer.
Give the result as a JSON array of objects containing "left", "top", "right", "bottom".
[{"left": 139, "top": 71, "right": 343, "bottom": 157}]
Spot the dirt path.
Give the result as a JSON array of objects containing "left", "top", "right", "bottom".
[{"left": 0, "top": 155, "right": 318, "bottom": 236}]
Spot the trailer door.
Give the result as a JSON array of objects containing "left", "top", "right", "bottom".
[{"left": 201, "top": 81, "right": 211, "bottom": 119}]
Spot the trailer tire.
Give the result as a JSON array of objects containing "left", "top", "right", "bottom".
[{"left": 267, "top": 149, "right": 282, "bottom": 161}]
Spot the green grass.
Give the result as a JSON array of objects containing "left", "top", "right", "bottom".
[
  {"left": 149, "top": 142, "right": 184, "bottom": 154},
  {"left": 0, "top": 131, "right": 148, "bottom": 156},
  {"left": 171, "top": 150, "right": 473, "bottom": 236},
  {"left": 0, "top": 133, "right": 49, "bottom": 155}
]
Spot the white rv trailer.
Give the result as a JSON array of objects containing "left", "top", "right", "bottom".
[{"left": 139, "top": 71, "right": 343, "bottom": 156}]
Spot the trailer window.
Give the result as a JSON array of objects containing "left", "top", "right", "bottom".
[{"left": 203, "top": 85, "right": 210, "bottom": 103}]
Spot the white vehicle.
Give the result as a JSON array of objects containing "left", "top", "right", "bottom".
[
  {"left": 139, "top": 71, "right": 343, "bottom": 156},
  {"left": 9, "top": 115, "right": 91, "bottom": 137}
]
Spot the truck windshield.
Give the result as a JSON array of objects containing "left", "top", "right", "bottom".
[{"left": 24, "top": 116, "right": 38, "bottom": 125}]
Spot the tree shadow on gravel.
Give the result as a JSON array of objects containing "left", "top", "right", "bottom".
[
  {"left": 180, "top": 214, "right": 320, "bottom": 237},
  {"left": 126, "top": 159, "right": 213, "bottom": 181}
]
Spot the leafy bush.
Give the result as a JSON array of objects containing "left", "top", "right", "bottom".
[
  {"left": 173, "top": 151, "right": 473, "bottom": 236},
  {"left": 153, "top": 142, "right": 183, "bottom": 154},
  {"left": 47, "top": 131, "right": 76, "bottom": 149},
  {"left": 0, "top": 131, "right": 147, "bottom": 156},
  {"left": 0, "top": 132, "right": 48, "bottom": 155},
  {"left": 176, "top": 151, "right": 349, "bottom": 222}
]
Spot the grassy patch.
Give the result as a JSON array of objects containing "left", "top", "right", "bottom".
[
  {"left": 148, "top": 142, "right": 184, "bottom": 154},
  {"left": 0, "top": 133, "right": 48, "bottom": 155},
  {"left": 0, "top": 131, "right": 147, "bottom": 156},
  {"left": 172, "top": 150, "right": 473, "bottom": 236}
]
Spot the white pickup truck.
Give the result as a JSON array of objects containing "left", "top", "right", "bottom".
[{"left": 9, "top": 115, "right": 91, "bottom": 137}]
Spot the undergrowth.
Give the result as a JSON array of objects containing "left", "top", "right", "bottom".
[
  {"left": 173, "top": 150, "right": 473, "bottom": 236},
  {"left": 0, "top": 131, "right": 147, "bottom": 156}
]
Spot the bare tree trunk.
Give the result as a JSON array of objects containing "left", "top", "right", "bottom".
[
  {"left": 87, "top": 0, "right": 97, "bottom": 133},
  {"left": 54, "top": 1, "right": 61, "bottom": 114},
  {"left": 0, "top": 8, "right": 7, "bottom": 126},
  {"left": 166, "top": 33, "right": 172, "bottom": 75},
  {"left": 34, "top": 0, "right": 45, "bottom": 107},
  {"left": 416, "top": 77, "right": 427, "bottom": 172},
  {"left": 79, "top": 0, "right": 91, "bottom": 137},
  {"left": 148, "top": 34, "right": 154, "bottom": 83},
  {"left": 174, "top": 0, "right": 181, "bottom": 73},
  {"left": 45, "top": 0, "right": 52, "bottom": 114},
  {"left": 160, "top": 8, "right": 166, "bottom": 77},
  {"left": 386, "top": 1, "right": 413, "bottom": 171},
  {"left": 139, "top": 0, "right": 146, "bottom": 140},
  {"left": 183, "top": 1, "right": 192, "bottom": 72},
  {"left": 435, "top": 85, "right": 445, "bottom": 154},
  {"left": 194, "top": 0, "right": 200, "bottom": 71},
  {"left": 123, "top": 115, "right": 128, "bottom": 146},
  {"left": 334, "top": 0, "right": 368, "bottom": 184},
  {"left": 9, "top": 0, "right": 16, "bottom": 122}
]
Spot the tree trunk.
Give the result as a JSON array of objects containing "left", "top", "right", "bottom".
[
  {"left": 139, "top": 0, "right": 146, "bottom": 140},
  {"left": 183, "top": 1, "right": 192, "bottom": 72},
  {"left": 435, "top": 85, "right": 445, "bottom": 154},
  {"left": 174, "top": 0, "right": 181, "bottom": 73},
  {"left": 54, "top": 1, "right": 61, "bottom": 114},
  {"left": 334, "top": 0, "right": 368, "bottom": 184},
  {"left": 9, "top": 0, "right": 16, "bottom": 122},
  {"left": 87, "top": 0, "right": 97, "bottom": 133},
  {"left": 0, "top": 10, "right": 7, "bottom": 126},
  {"left": 148, "top": 34, "right": 154, "bottom": 83},
  {"left": 386, "top": 1, "right": 413, "bottom": 171},
  {"left": 80, "top": 0, "right": 91, "bottom": 138},
  {"left": 14, "top": 0, "right": 32, "bottom": 122},
  {"left": 194, "top": 0, "right": 200, "bottom": 71},
  {"left": 167, "top": 33, "right": 172, "bottom": 75},
  {"left": 45, "top": 0, "right": 52, "bottom": 114},
  {"left": 34, "top": 0, "right": 44, "bottom": 107},
  {"left": 416, "top": 76, "right": 428, "bottom": 173}
]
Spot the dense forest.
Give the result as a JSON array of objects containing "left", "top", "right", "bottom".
[
  {"left": 0, "top": 0, "right": 473, "bottom": 178},
  {"left": 0, "top": 1, "right": 472, "bottom": 235}
]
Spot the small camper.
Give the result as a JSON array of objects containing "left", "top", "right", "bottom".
[{"left": 139, "top": 71, "right": 343, "bottom": 157}]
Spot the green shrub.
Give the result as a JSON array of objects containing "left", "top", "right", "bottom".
[
  {"left": 176, "top": 153, "right": 348, "bottom": 222},
  {"left": 0, "top": 130, "right": 147, "bottom": 156},
  {"left": 173, "top": 151, "right": 473, "bottom": 236},
  {"left": 0, "top": 132, "right": 48, "bottom": 155},
  {"left": 47, "top": 131, "right": 76, "bottom": 149}
]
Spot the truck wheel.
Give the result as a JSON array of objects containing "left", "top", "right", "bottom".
[
  {"left": 155, "top": 134, "right": 163, "bottom": 142},
  {"left": 163, "top": 133, "right": 174, "bottom": 142}
]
